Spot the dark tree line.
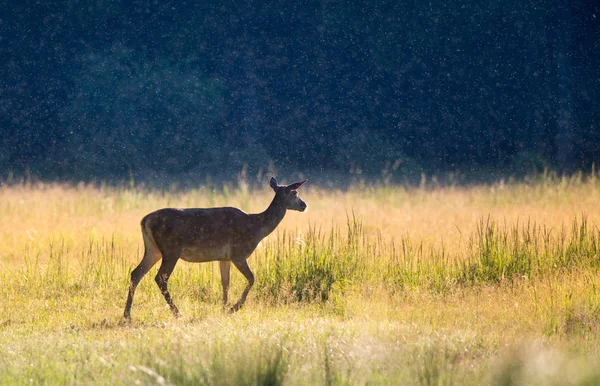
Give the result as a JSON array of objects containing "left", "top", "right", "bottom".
[{"left": 1, "top": 0, "right": 599, "bottom": 184}]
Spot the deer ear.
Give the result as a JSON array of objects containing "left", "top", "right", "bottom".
[
  {"left": 269, "top": 177, "right": 279, "bottom": 191},
  {"left": 287, "top": 179, "right": 307, "bottom": 190}
]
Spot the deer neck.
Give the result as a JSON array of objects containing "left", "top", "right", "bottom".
[{"left": 253, "top": 197, "right": 287, "bottom": 240}]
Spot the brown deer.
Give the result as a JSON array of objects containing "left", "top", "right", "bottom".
[{"left": 124, "top": 177, "right": 307, "bottom": 319}]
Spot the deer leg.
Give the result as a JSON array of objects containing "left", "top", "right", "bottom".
[
  {"left": 230, "top": 259, "right": 255, "bottom": 313},
  {"left": 219, "top": 260, "right": 231, "bottom": 306},
  {"left": 155, "top": 256, "right": 181, "bottom": 317},
  {"left": 124, "top": 250, "right": 161, "bottom": 319}
]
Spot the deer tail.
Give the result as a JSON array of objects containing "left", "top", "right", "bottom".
[{"left": 140, "top": 215, "right": 160, "bottom": 254}]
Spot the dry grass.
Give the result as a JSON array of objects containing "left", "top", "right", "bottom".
[
  {"left": 1, "top": 175, "right": 600, "bottom": 385},
  {"left": 3, "top": 174, "right": 600, "bottom": 259}
]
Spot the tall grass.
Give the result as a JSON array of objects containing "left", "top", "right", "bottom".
[
  {"left": 460, "top": 216, "right": 600, "bottom": 285},
  {"left": 253, "top": 215, "right": 600, "bottom": 302},
  {"left": 4, "top": 188, "right": 600, "bottom": 308},
  {"left": 2, "top": 176, "right": 600, "bottom": 384}
]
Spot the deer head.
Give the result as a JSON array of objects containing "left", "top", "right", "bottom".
[{"left": 269, "top": 177, "right": 307, "bottom": 212}]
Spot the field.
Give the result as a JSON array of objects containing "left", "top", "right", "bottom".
[{"left": 2, "top": 175, "right": 600, "bottom": 385}]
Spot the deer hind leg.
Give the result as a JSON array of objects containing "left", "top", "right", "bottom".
[
  {"left": 219, "top": 260, "right": 231, "bottom": 306},
  {"left": 124, "top": 238, "right": 162, "bottom": 319},
  {"left": 230, "top": 259, "right": 254, "bottom": 313},
  {"left": 155, "top": 255, "right": 181, "bottom": 317}
]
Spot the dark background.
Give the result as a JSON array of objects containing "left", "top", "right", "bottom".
[{"left": 1, "top": 0, "right": 599, "bottom": 185}]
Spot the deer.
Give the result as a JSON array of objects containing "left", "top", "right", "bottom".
[{"left": 123, "top": 177, "right": 307, "bottom": 319}]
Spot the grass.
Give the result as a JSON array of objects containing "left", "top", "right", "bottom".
[{"left": 2, "top": 174, "right": 600, "bottom": 384}]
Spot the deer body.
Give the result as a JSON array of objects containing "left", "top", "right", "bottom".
[{"left": 124, "top": 177, "right": 307, "bottom": 319}]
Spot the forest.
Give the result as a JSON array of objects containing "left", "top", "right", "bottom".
[{"left": 1, "top": 0, "right": 599, "bottom": 184}]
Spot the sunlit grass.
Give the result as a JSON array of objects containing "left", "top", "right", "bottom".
[{"left": 2, "top": 174, "right": 600, "bottom": 384}]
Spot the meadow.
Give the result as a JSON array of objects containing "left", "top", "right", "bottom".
[{"left": 1, "top": 174, "right": 600, "bottom": 385}]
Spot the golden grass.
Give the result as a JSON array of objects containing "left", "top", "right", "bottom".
[
  {"left": 1, "top": 176, "right": 600, "bottom": 384},
  {"left": 3, "top": 175, "right": 600, "bottom": 259}
]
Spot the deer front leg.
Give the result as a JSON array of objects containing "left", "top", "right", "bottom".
[
  {"left": 230, "top": 259, "right": 254, "bottom": 313},
  {"left": 219, "top": 260, "right": 231, "bottom": 306}
]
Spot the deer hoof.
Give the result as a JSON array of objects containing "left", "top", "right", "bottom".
[
  {"left": 229, "top": 304, "right": 242, "bottom": 314},
  {"left": 120, "top": 317, "right": 132, "bottom": 325}
]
